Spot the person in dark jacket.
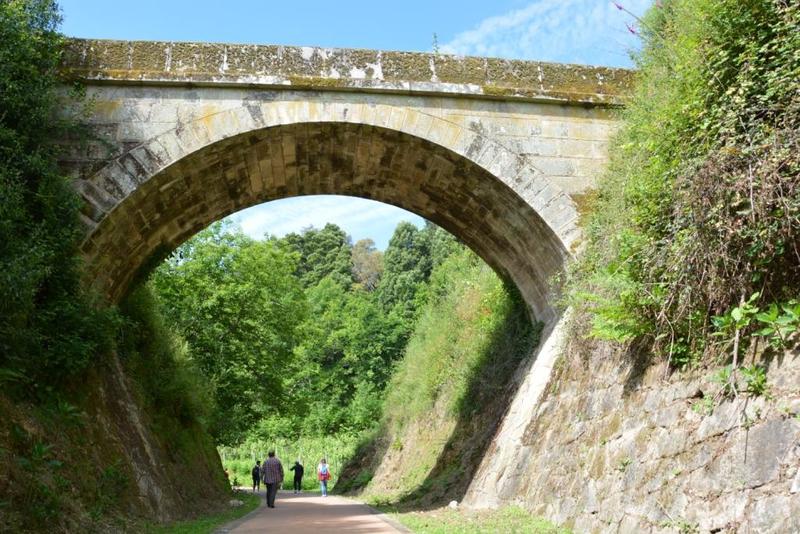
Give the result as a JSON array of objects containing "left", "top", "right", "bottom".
[
  {"left": 251, "top": 460, "right": 262, "bottom": 492},
  {"left": 290, "top": 461, "right": 304, "bottom": 493}
]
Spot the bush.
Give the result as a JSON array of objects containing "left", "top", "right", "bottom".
[
  {"left": 0, "top": 0, "right": 117, "bottom": 397},
  {"left": 568, "top": 0, "right": 800, "bottom": 366},
  {"left": 118, "top": 286, "right": 213, "bottom": 429}
]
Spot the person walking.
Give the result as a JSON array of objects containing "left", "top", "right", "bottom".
[
  {"left": 261, "top": 451, "right": 284, "bottom": 508},
  {"left": 317, "top": 458, "right": 331, "bottom": 497},
  {"left": 290, "top": 460, "right": 304, "bottom": 494},
  {"left": 251, "top": 460, "right": 262, "bottom": 492}
]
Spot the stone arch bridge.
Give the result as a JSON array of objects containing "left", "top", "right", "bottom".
[{"left": 61, "top": 39, "right": 632, "bottom": 324}]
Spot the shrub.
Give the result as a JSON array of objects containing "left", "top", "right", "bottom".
[
  {"left": 568, "top": 0, "right": 800, "bottom": 366},
  {"left": 117, "top": 286, "right": 213, "bottom": 429},
  {"left": 0, "top": 0, "right": 117, "bottom": 397}
]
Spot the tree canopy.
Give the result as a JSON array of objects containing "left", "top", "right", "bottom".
[
  {"left": 151, "top": 222, "right": 307, "bottom": 444},
  {"left": 149, "top": 219, "right": 463, "bottom": 444}
]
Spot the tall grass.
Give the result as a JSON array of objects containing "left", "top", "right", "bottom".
[
  {"left": 338, "top": 249, "right": 539, "bottom": 502},
  {"left": 383, "top": 249, "right": 535, "bottom": 430},
  {"left": 566, "top": 0, "right": 800, "bottom": 367}
]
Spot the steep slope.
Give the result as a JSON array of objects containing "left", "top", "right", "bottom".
[
  {"left": 0, "top": 290, "right": 230, "bottom": 532},
  {"left": 337, "top": 250, "right": 541, "bottom": 507}
]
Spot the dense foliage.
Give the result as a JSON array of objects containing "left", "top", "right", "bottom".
[
  {"left": 150, "top": 222, "right": 306, "bottom": 445},
  {"left": 283, "top": 223, "right": 355, "bottom": 289},
  {"left": 0, "top": 5, "right": 230, "bottom": 529},
  {"left": 569, "top": 0, "right": 800, "bottom": 366},
  {"left": 150, "top": 220, "right": 460, "bottom": 445},
  {"left": 0, "top": 0, "right": 114, "bottom": 395}
]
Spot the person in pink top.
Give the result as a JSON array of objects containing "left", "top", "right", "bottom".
[{"left": 317, "top": 458, "right": 331, "bottom": 497}]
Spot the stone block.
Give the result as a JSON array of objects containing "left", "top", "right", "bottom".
[
  {"left": 693, "top": 400, "right": 740, "bottom": 442},
  {"left": 748, "top": 494, "right": 800, "bottom": 534},
  {"left": 652, "top": 402, "right": 684, "bottom": 428},
  {"left": 694, "top": 490, "right": 747, "bottom": 532},
  {"left": 647, "top": 426, "right": 688, "bottom": 460}
]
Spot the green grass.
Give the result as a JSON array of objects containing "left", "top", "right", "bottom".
[
  {"left": 388, "top": 506, "right": 569, "bottom": 534},
  {"left": 340, "top": 250, "right": 538, "bottom": 503},
  {"left": 146, "top": 491, "right": 260, "bottom": 533},
  {"left": 219, "top": 433, "right": 360, "bottom": 491}
]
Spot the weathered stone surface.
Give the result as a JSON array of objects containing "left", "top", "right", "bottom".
[
  {"left": 465, "top": 337, "right": 800, "bottom": 533},
  {"left": 59, "top": 42, "right": 621, "bottom": 323},
  {"left": 748, "top": 494, "right": 800, "bottom": 534},
  {"left": 62, "top": 39, "right": 633, "bottom": 106}
]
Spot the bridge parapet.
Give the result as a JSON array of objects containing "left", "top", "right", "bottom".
[{"left": 63, "top": 38, "right": 633, "bottom": 106}]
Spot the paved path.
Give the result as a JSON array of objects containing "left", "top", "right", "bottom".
[{"left": 221, "top": 491, "right": 405, "bottom": 533}]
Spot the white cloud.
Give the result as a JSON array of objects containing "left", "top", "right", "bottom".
[
  {"left": 224, "top": 4, "right": 653, "bottom": 248},
  {"left": 229, "top": 195, "right": 424, "bottom": 250},
  {"left": 442, "top": 0, "right": 653, "bottom": 67}
]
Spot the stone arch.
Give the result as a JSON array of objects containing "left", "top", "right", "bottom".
[{"left": 77, "top": 103, "right": 579, "bottom": 322}]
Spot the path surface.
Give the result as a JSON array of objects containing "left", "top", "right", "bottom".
[{"left": 221, "top": 491, "right": 405, "bottom": 533}]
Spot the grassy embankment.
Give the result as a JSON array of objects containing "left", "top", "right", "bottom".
[
  {"left": 146, "top": 491, "right": 261, "bottom": 534},
  {"left": 337, "top": 250, "right": 542, "bottom": 509},
  {"left": 390, "top": 506, "right": 569, "bottom": 534},
  {"left": 0, "top": 288, "right": 229, "bottom": 532}
]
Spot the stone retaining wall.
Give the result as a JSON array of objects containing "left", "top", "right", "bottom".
[{"left": 467, "top": 327, "right": 800, "bottom": 533}]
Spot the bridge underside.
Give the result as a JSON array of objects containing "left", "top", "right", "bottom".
[
  {"left": 82, "top": 122, "right": 568, "bottom": 322},
  {"left": 61, "top": 38, "right": 631, "bottom": 323}
]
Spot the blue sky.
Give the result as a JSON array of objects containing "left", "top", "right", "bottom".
[{"left": 59, "top": 0, "right": 651, "bottom": 248}]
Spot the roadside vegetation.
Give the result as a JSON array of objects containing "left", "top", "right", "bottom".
[
  {"left": 336, "top": 249, "right": 539, "bottom": 505},
  {"left": 150, "top": 216, "right": 538, "bottom": 511},
  {"left": 0, "top": 2, "right": 229, "bottom": 530},
  {"left": 146, "top": 491, "right": 260, "bottom": 534},
  {"left": 0, "top": 0, "right": 115, "bottom": 397},
  {"left": 149, "top": 220, "right": 462, "bottom": 472},
  {"left": 388, "top": 506, "right": 569, "bottom": 534},
  {"left": 567, "top": 0, "right": 800, "bottom": 373}
]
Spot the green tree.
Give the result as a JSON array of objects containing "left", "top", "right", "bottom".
[
  {"left": 283, "top": 223, "right": 354, "bottom": 289},
  {"left": 151, "top": 222, "right": 307, "bottom": 444},
  {"left": 377, "top": 221, "right": 458, "bottom": 322},
  {"left": 271, "top": 275, "right": 407, "bottom": 436},
  {"left": 351, "top": 238, "right": 383, "bottom": 291},
  {"left": 377, "top": 222, "right": 431, "bottom": 319},
  {"left": 421, "top": 221, "right": 461, "bottom": 271},
  {"left": 0, "top": 0, "right": 113, "bottom": 394}
]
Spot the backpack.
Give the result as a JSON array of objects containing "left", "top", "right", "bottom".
[{"left": 252, "top": 465, "right": 260, "bottom": 478}]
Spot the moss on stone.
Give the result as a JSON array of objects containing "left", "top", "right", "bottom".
[
  {"left": 62, "top": 38, "right": 634, "bottom": 106},
  {"left": 571, "top": 191, "right": 598, "bottom": 226},
  {"left": 286, "top": 75, "right": 348, "bottom": 89}
]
